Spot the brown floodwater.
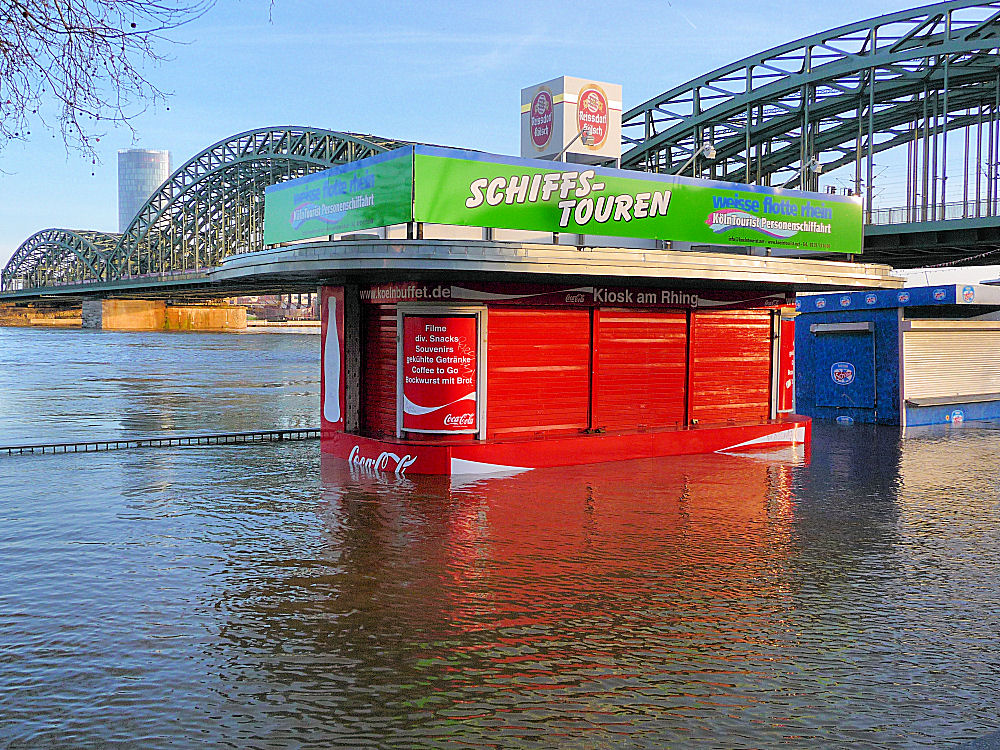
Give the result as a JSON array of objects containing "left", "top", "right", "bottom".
[{"left": 0, "top": 327, "right": 998, "bottom": 747}]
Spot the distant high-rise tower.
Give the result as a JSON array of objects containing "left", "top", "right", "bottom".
[{"left": 118, "top": 149, "right": 172, "bottom": 232}]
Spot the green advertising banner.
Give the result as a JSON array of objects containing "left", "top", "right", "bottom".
[
  {"left": 412, "top": 146, "right": 862, "bottom": 253},
  {"left": 263, "top": 148, "right": 414, "bottom": 245},
  {"left": 263, "top": 144, "right": 863, "bottom": 254}
]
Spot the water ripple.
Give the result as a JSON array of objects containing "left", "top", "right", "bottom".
[{"left": 0, "top": 330, "right": 999, "bottom": 746}]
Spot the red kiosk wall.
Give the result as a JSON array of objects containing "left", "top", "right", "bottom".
[
  {"left": 486, "top": 308, "right": 590, "bottom": 438},
  {"left": 592, "top": 310, "right": 687, "bottom": 430},
  {"left": 362, "top": 304, "right": 397, "bottom": 437},
  {"left": 321, "top": 286, "right": 345, "bottom": 434},
  {"left": 688, "top": 309, "right": 772, "bottom": 424},
  {"left": 350, "top": 293, "right": 784, "bottom": 444}
]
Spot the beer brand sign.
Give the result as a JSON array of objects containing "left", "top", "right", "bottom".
[
  {"left": 530, "top": 89, "right": 553, "bottom": 150},
  {"left": 520, "top": 76, "right": 622, "bottom": 161},
  {"left": 577, "top": 85, "right": 609, "bottom": 149}
]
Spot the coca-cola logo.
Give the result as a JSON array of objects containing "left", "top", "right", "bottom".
[
  {"left": 443, "top": 412, "right": 475, "bottom": 427},
  {"left": 577, "top": 85, "right": 608, "bottom": 148},
  {"left": 348, "top": 445, "right": 416, "bottom": 476},
  {"left": 530, "top": 89, "right": 553, "bottom": 150}
]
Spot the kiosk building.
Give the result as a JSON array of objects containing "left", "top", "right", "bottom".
[
  {"left": 253, "top": 141, "right": 897, "bottom": 476},
  {"left": 795, "top": 284, "right": 1000, "bottom": 427}
]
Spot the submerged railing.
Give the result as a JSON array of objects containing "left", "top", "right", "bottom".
[{"left": 1, "top": 428, "right": 320, "bottom": 456}]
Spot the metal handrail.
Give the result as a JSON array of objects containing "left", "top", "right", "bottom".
[
  {"left": 1, "top": 427, "right": 320, "bottom": 456},
  {"left": 868, "top": 199, "right": 1000, "bottom": 226}
]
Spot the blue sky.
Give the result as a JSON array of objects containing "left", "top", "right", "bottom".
[{"left": 0, "top": 0, "right": 917, "bottom": 265}]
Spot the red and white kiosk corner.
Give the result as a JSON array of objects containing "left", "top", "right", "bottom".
[{"left": 320, "top": 283, "right": 809, "bottom": 477}]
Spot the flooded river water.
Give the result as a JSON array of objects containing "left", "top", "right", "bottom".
[{"left": 1, "top": 328, "right": 998, "bottom": 747}]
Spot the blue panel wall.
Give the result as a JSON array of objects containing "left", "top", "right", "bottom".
[
  {"left": 795, "top": 307, "right": 901, "bottom": 424},
  {"left": 906, "top": 400, "right": 1000, "bottom": 427},
  {"left": 813, "top": 331, "right": 876, "bottom": 409},
  {"left": 796, "top": 285, "right": 958, "bottom": 312}
]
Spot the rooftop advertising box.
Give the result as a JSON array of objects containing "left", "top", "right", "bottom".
[
  {"left": 520, "top": 76, "right": 623, "bottom": 163},
  {"left": 263, "top": 146, "right": 863, "bottom": 254}
]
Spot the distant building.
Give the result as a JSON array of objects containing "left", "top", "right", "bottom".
[
  {"left": 118, "top": 149, "right": 171, "bottom": 232},
  {"left": 229, "top": 293, "right": 319, "bottom": 321}
]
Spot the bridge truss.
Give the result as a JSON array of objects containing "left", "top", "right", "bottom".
[
  {"left": 1, "top": 229, "right": 120, "bottom": 291},
  {"left": 2, "top": 127, "right": 408, "bottom": 292},
  {"left": 622, "top": 0, "right": 1000, "bottom": 226},
  {"left": 11, "top": 1, "right": 1000, "bottom": 292}
]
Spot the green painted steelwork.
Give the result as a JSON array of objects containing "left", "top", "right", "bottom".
[
  {"left": 1, "top": 229, "right": 120, "bottom": 292},
  {"left": 2, "top": 127, "right": 408, "bottom": 294},
  {"left": 622, "top": 0, "right": 1000, "bottom": 215},
  {"left": 109, "top": 127, "right": 408, "bottom": 280},
  {"left": 13, "top": 2, "right": 1000, "bottom": 294}
]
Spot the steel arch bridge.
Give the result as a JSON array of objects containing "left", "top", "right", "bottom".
[
  {"left": 622, "top": 0, "right": 1000, "bottom": 223},
  {"left": 1, "top": 229, "right": 120, "bottom": 291},
  {"left": 1, "top": 127, "right": 408, "bottom": 292},
  {"left": 10, "top": 2, "right": 1000, "bottom": 293}
]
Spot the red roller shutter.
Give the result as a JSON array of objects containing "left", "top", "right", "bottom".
[
  {"left": 689, "top": 309, "right": 772, "bottom": 424},
  {"left": 593, "top": 310, "right": 687, "bottom": 430},
  {"left": 486, "top": 308, "right": 590, "bottom": 437},
  {"left": 362, "top": 304, "right": 397, "bottom": 436}
]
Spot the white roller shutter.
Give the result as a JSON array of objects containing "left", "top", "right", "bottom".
[{"left": 903, "top": 321, "right": 1000, "bottom": 401}]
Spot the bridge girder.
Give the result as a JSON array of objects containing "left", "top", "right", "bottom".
[
  {"left": 14, "top": 4, "right": 1000, "bottom": 293},
  {"left": 1, "top": 127, "right": 409, "bottom": 293},
  {"left": 0, "top": 229, "right": 120, "bottom": 292},
  {"left": 623, "top": 0, "right": 1000, "bottom": 191},
  {"left": 107, "top": 126, "right": 410, "bottom": 279}
]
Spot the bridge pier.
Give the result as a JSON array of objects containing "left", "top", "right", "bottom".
[
  {"left": 82, "top": 299, "right": 246, "bottom": 331},
  {"left": 0, "top": 302, "right": 81, "bottom": 327}
]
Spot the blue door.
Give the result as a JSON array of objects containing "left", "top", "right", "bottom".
[{"left": 814, "top": 331, "right": 876, "bottom": 409}]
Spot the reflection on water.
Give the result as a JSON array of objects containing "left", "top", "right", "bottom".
[
  {"left": 0, "top": 328, "right": 317, "bottom": 444},
  {"left": 1, "top": 329, "right": 999, "bottom": 747}
]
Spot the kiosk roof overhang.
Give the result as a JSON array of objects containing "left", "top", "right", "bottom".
[{"left": 212, "top": 239, "right": 901, "bottom": 292}]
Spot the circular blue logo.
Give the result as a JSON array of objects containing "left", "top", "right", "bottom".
[
  {"left": 839, "top": 295, "right": 852, "bottom": 307},
  {"left": 898, "top": 291, "right": 910, "bottom": 303},
  {"left": 831, "top": 361, "right": 856, "bottom": 386},
  {"left": 933, "top": 288, "right": 947, "bottom": 301},
  {"left": 963, "top": 285, "right": 975, "bottom": 303},
  {"left": 947, "top": 409, "right": 965, "bottom": 424},
  {"left": 865, "top": 293, "right": 877, "bottom": 305},
  {"left": 816, "top": 298, "right": 827, "bottom": 309},
  {"left": 795, "top": 298, "right": 802, "bottom": 311}
]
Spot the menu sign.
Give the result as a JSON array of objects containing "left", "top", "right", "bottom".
[{"left": 401, "top": 315, "right": 478, "bottom": 433}]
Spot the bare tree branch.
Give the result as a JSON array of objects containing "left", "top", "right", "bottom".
[{"left": 0, "top": 0, "right": 215, "bottom": 158}]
